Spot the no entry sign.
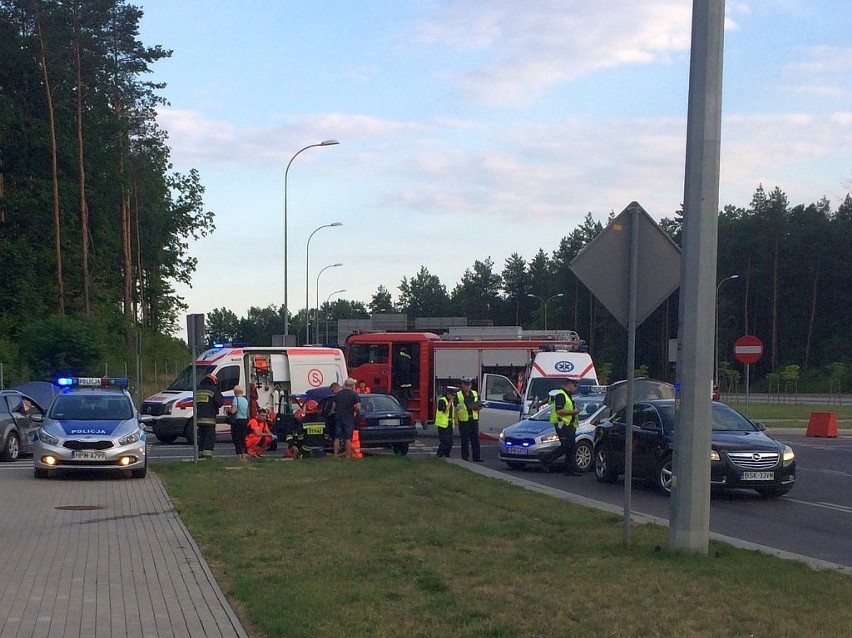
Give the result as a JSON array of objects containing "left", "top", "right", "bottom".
[{"left": 734, "top": 335, "right": 763, "bottom": 364}]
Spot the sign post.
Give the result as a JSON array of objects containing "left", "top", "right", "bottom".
[{"left": 734, "top": 335, "right": 763, "bottom": 414}]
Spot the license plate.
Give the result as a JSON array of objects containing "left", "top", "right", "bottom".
[
  {"left": 379, "top": 419, "right": 400, "bottom": 426},
  {"left": 741, "top": 471, "right": 774, "bottom": 481},
  {"left": 505, "top": 446, "right": 527, "bottom": 455},
  {"left": 72, "top": 451, "right": 107, "bottom": 461}
]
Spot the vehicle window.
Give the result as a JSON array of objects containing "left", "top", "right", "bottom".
[
  {"left": 484, "top": 375, "right": 519, "bottom": 402},
  {"left": 711, "top": 403, "right": 757, "bottom": 432},
  {"left": 363, "top": 395, "right": 401, "bottom": 412},
  {"left": 531, "top": 406, "right": 552, "bottom": 421},
  {"left": 217, "top": 365, "right": 240, "bottom": 392},
  {"left": 168, "top": 364, "right": 216, "bottom": 391},
  {"left": 50, "top": 394, "right": 134, "bottom": 420},
  {"left": 634, "top": 404, "right": 661, "bottom": 429},
  {"left": 0, "top": 396, "right": 13, "bottom": 416},
  {"left": 527, "top": 378, "right": 565, "bottom": 406}
]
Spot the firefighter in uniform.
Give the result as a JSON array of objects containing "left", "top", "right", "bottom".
[
  {"left": 542, "top": 378, "right": 582, "bottom": 475},
  {"left": 456, "top": 378, "right": 482, "bottom": 462},
  {"left": 435, "top": 386, "right": 457, "bottom": 457},
  {"left": 196, "top": 372, "right": 224, "bottom": 458}
]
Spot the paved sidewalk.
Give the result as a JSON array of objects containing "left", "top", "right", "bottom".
[{"left": 0, "top": 463, "right": 247, "bottom": 638}]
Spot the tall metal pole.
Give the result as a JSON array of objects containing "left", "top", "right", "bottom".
[
  {"left": 283, "top": 140, "right": 339, "bottom": 339},
  {"left": 305, "top": 222, "right": 342, "bottom": 343},
  {"left": 316, "top": 263, "right": 343, "bottom": 343},
  {"left": 670, "top": 0, "right": 726, "bottom": 555},
  {"left": 714, "top": 275, "right": 739, "bottom": 389},
  {"left": 543, "top": 293, "right": 564, "bottom": 331},
  {"left": 324, "top": 289, "right": 346, "bottom": 344}
]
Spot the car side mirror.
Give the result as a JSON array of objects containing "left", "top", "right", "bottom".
[
  {"left": 640, "top": 420, "right": 660, "bottom": 431},
  {"left": 754, "top": 420, "right": 766, "bottom": 431},
  {"left": 29, "top": 413, "right": 44, "bottom": 423}
]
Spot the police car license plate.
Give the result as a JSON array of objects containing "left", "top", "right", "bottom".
[
  {"left": 741, "top": 471, "right": 774, "bottom": 481},
  {"left": 379, "top": 419, "right": 400, "bottom": 426},
  {"left": 506, "top": 447, "right": 527, "bottom": 455},
  {"left": 72, "top": 451, "right": 107, "bottom": 461}
]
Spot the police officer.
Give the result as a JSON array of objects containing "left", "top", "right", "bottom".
[
  {"left": 435, "top": 386, "right": 456, "bottom": 457},
  {"left": 543, "top": 378, "right": 582, "bottom": 475},
  {"left": 456, "top": 378, "right": 482, "bottom": 462},
  {"left": 196, "top": 372, "right": 224, "bottom": 459}
]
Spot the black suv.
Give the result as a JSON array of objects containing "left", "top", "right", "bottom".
[
  {"left": 593, "top": 399, "right": 796, "bottom": 498},
  {"left": 0, "top": 390, "right": 44, "bottom": 461}
]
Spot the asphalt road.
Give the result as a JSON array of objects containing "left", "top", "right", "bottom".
[{"left": 146, "top": 430, "right": 852, "bottom": 569}]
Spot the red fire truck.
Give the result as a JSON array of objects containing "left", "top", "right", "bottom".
[{"left": 344, "top": 331, "right": 598, "bottom": 436}]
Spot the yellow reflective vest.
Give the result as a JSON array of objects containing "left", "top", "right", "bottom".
[
  {"left": 435, "top": 397, "right": 454, "bottom": 428},
  {"left": 456, "top": 389, "right": 479, "bottom": 422},
  {"left": 549, "top": 389, "right": 576, "bottom": 428}
]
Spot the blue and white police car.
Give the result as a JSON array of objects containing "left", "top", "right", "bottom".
[{"left": 31, "top": 377, "right": 152, "bottom": 479}]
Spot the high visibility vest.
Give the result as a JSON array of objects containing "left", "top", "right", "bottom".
[
  {"left": 435, "top": 397, "right": 454, "bottom": 428},
  {"left": 549, "top": 389, "right": 576, "bottom": 427},
  {"left": 456, "top": 390, "right": 479, "bottom": 422}
]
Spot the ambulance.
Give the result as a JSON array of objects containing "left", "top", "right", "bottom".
[{"left": 141, "top": 345, "right": 348, "bottom": 444}]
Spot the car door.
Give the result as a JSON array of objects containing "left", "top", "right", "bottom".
[
  {"left": 631, "top": 403, "right": 666, "bottom": 480},
  {"left": 479, "top": 373, "right": 524, "bottom": 435},
  {"left": 4, "top": 394, "right": 42, "bottom": 455}
]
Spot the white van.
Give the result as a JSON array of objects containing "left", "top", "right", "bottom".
[
  {"left": 521, "top": 350, "right": 602, "bottom": 417},
  {"left": 141, "top": 346, "right": 348, "bottom": 443}
]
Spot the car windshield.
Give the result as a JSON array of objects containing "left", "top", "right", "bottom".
[
  {"left": 361, "top": 395, "right": 403, "bottom": 413},
  {"left": 656, "top": 403, "right": 758, "bottom": 433},
  {"left": 50, "top": 394, "right": 134, "bottom": 421},
  {"left": 167, "top": 364, "right": 216, "bottom": 391}
]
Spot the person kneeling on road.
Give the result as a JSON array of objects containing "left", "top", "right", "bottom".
[{"left": 246, "top": 408, "right": 276, "bottom": 457}]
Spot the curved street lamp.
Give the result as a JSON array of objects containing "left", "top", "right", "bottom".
[
  {"left": 714, "top": 274, "right": 740, "bottom": 390},
  {"left": 315, "top": 264, "right": 343, "bottom": 343},
  {"left": 283, "top": 139, "right": 339, "bottom": 338},
  {"left": 324, "top": 289, "right": 346, "bottom": 344},
  {"left": 527, "top": 293, "right": 564, "bottom": 330},
  {"left": 305, "top": 222, "right": 342, "bottom": 343}
]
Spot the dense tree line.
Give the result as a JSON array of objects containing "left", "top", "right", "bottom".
[
  {"left": 0, "top": 0, "right": 210, "bottom": 381},
  {"left": 210, "top": 192, "right": 852, "bottom": 390}
]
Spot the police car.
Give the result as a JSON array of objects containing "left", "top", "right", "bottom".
[{"left": 31, "top": 377, "right": 152, "bottom": 479}]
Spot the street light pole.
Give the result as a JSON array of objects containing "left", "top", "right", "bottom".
[
  {"left": 316, "top": 263, "right": 343, "bottom": 344},
  {"left": 305, "top": 222, "right": 342, "bottom": 343},
  {"left": 714, "top": 275, "right": 739, "bottom": 390},
  {"left": 324, "top": 289, "right": 346, "bottom": 344},
  {"left": 283, "top": 139, "right": 339, "bottom": 340},
  {"left": 527, "top": 293, "right": 563, "bottom": 330}
]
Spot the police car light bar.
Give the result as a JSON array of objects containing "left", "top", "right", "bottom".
[{"left": 56, "top": 376, "right": 130, "bottom": 389}]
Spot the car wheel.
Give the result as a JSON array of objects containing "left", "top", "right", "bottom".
[
  {"left": 595, "top": 447, "right": 619, "bottom": 483},
  {"left": 155, "top": 434, "right": 178, "bottom": 445},
  {"left": 392, "top": 442, "right": 409, "bottom": 456},
  {"left": 506, "top": 461, "right": 525, "bottom": 471},
  {"left": 755, "top": 486, "right": 791, "bottom": 498},
  {"left": 34, "top": 467, "right": 50, "bottom": 479},
  {"left": 183, "top": 422, "right": 195, "bottom": 445},
  {"left": 657, "top": 455, "right": 673, "bottom": 495},
  {"left": 575, "top": 441, "right": 594, "bottom": 473},
  {"left": 1, "top": 431, "right": 20, "bottom": 461}
]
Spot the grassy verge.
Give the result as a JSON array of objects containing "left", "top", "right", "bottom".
[
  {"left": 722, "top": 400, "right": 852, "bottom": 428},
  {"left": 155, "top": 457, "right": 851, "bottom": 638}
]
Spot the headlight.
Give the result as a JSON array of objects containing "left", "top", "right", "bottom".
[
  {"left": 499, "top": 431, "right": 504, "bottom": 440},
  {"left": 782, "top": 445, "right": 795, "bottom": 466},
  {"left": 38, "top": 428, "right": 60, "bottom": 445},
  {"left": 710, "top": 449, "right": 720, "bottom": 462},
  {"left": 541, "top": 433, "right": 559, "bottom": 444},
  {"left": 118, "top": 430, "right": 141, "bottom": 446}
]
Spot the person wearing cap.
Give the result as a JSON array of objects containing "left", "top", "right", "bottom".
[
  {"left": 542, "top": 378, "right": 582, "bottom": 475},
  {"left": 196, "top": 372, "right": 224, "bottom": 458},
  {"left": 435, "top": 386, "right": 457, "bottom": 457},
  {"left": 456, "top": 378, "right": 483, "bottom": 462}
]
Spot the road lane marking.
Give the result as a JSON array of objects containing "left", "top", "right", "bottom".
[{"left": 787, "top": 498, "right": 852, "bottom": 514}]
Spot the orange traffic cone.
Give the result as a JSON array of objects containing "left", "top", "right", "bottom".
[{"left": 351, "top": 429, "right": 364, "bottom": 459}]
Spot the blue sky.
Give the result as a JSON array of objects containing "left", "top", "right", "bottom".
[{"left": 136, "top": 0, "right": 852, "bottom": 330}]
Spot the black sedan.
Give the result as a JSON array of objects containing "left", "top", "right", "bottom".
[
  {"left": 593, "top": 400, "right": 796, "bottom": 497},
  {"left": 302, "top": 389, "right": 416, "bottom": 456}
]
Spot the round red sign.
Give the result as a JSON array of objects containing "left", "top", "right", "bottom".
[{"left": 734, "top": 335, "right": 763, "bottom": 364}]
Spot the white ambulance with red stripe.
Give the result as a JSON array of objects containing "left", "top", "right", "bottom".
[
  {"left": 521, "top": 349, "right": 602, "bottom": 418},
  {"left": 141, "top": 346, "right": 347, "bottom": 444}
]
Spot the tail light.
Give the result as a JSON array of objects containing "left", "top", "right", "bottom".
[{"left": 357, "top": 415, "right": 367, "bottom": 428}]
